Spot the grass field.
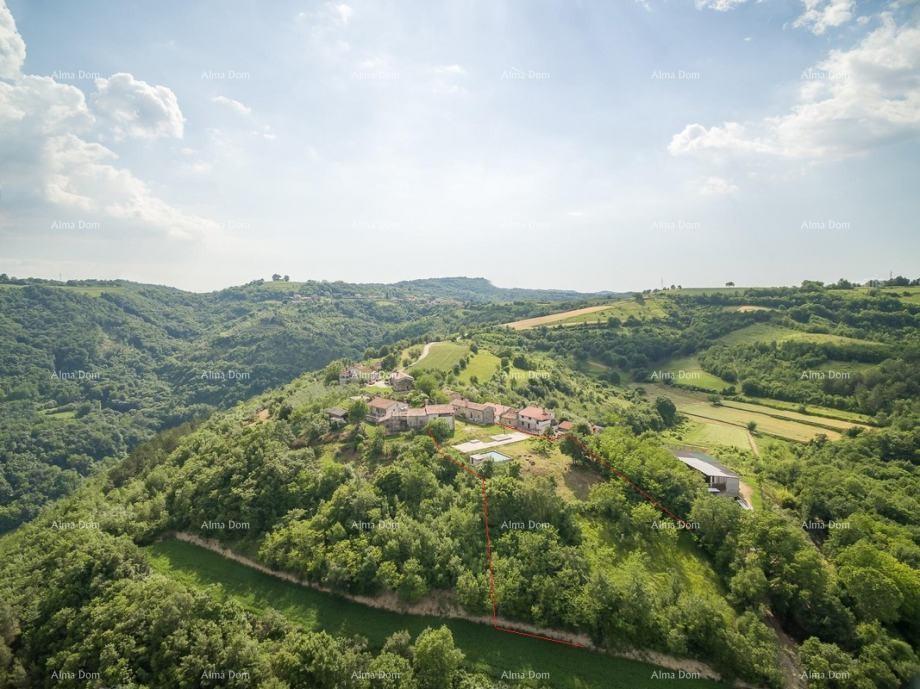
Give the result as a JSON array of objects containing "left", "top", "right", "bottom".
[
  {"left": 410, "top": 341, "right": 470, "bottom": 373},
  {"left": 655, "top": 356, "right": 732, "bottom": 393},
  {"left": 499, "top": 439, "right": 602, "bottom": 502},
  {"left": 459, "top": 350, "right": 501, "bottom": 384},
  {"left": 147, "top": 540, "right": 727, "bottom": 689},
  {"left": 717, "top": 323, "right": 879, "bottom": 347},
  {"left": 646, "top": 384, "right": 851, "bottom": 442},
  {"left": 735, "top": 396, "right": 875, "bottom": 424},
  {"left": 672, "top": 419, "right": 751, "bottom": 451}
]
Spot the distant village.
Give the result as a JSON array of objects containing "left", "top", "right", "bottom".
[{"left": 325, "top": 363, "right": 560, "bottom": 437}]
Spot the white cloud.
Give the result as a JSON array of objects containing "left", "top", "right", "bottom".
[
  {"left": 699, "top": 176, "right": 739, "bottom": 195},
  {"left": 0, "top": 2, "right": 216, "bottom": 241},
  {"left": 793, "top": 0, "right": 854, "bottom": 35},
  {"left": 211, "top": 94, "right": 252, "bottom": 116},
  {"left": 670, "top": 16, "right": 920, "bottom": 159},
  {"left": 0, "top": 0, "right": 25, "bottom": 80},
  {"left": 695, "top": 0, "right": 748, "bottom": 11},
  {"left": 92, "top": 73, "right": 184, "bottom": 140}
]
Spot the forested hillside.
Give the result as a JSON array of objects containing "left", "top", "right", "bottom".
[{"left": 0, "top": 277, "right": 572, "bottom": 530}]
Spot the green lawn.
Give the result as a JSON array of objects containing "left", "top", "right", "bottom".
[
  {"left": 459, "top": 350, "right": 501, "bottom": 384},
  {"left": 147, "top": 540, "right": 727, "bottom": 689},
  {"left": 411, "top": 341, "right": 470, "bottom": 374}
]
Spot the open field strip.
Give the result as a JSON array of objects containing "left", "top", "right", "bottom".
[
  {"left": 720, "top": 399, "right": 871, "bottom": 432},
  {"left": 504, "top": 304, "right": 617, "bottom": 330},
  {"left": 148, "top": 539, "right": 728, "bottom": 689},
  {"left": 734, "top": 396, "right": 875, "bottom": 424},
  {"left": 645, "top": 385, "right": 845, "bottom": 442}
]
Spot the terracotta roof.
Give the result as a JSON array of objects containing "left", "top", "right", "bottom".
[
  {"left": 405, "top": 408, "right": 428, "bottom": 417},
  {"left": 485, "top": 403, "right": 510, "bottom": 416},
  {"left": 369, "top": 397, "right": 399, "bottom": 409},
  {"left": 558, "top": 420, "right": 575, "bottom": 431},
  {"left": 326, "top": 407, "right": 348, "bottom": 417},
  {"left": 520, "top": 405, "right": 553, "bottom": 421},
  {"left": 391, "top": 371, "right": 413, "bottom": 380},
  {"left": 425, "top": 404, "right": 455, "bottom": 415}
]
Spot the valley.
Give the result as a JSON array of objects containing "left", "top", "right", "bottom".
[{"left": 1, "top": 277, "right": 918, "bottom": 689}]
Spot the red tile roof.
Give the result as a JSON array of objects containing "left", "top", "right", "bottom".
[
  {"left": 369, "top": 397, "right": 399, "bottom": 409},
  {"left": 425, "top": 404, "right": 455, "bottom": 415},
  {"left": 520, "top": 405, "right": 553, "bottom": 421}
]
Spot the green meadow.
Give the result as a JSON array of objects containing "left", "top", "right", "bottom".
[{"left": 147, "top": 539, "right": 727, "bottom": 689}]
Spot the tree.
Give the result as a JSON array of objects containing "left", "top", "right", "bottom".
[
  {"left": 725, "top": 281, "right": 735, "bottom": 287},
  {"left": 272, "top": 273, "right": 282, "bottom": 281},
  {"left": 412, "top": 626, "right": 464, "bottom": 689},
  {"left": 424, "top": 418, "right": 453, "bottom": 443},
  {"left": 655, "top": 396, "right": 678, "bottom": 427},
  {"left": 746, "top": 421, "right": 757, "bottom": 433},
  {"left": 348, "top": 399, "right": 368, "bottom": 424},
  {"left": 415, "top": 374, "right": 438, "bottom": 397}
]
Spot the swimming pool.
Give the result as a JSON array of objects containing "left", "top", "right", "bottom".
[{"left": 470, "top": 450, "right": 511, "bottom": 465}]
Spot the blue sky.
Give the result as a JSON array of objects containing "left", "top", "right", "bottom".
[{"left": 1, "top": 0, "right": 917, "bottom": 292}]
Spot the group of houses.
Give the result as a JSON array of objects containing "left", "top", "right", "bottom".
[
  {"left": 327, "top": 390, "right": 561, "bottom": 437},
  {"left": 450, "top": 395, "right": 556, "bottom": 434},
  {"left": 338, "top": 364, "right": 415, "bottom": 392}
]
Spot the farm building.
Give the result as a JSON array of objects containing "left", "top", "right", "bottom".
[
  {"left": 451, "top": 398, "right": 496, "bottom": 425},
  {"left": 325, "top": 407, "right": 348, "bottom": 427},
  {"left": 389, "top": 371, "right": 415, "bottom": 391},
  {"left": 518, "top": 406, "right": 555, "bottom": 434},
  {"left": 499, "top": 407, "right": 521, "bottom": 427},
  {"left": 674, "top": 452, "right": 740, "bottom": 498},
  {"left": 367, "top": 397, "right": 407, "bottom": 420},
  {"left": 369, "top": 402, "right": 455, "bottom": 434}
]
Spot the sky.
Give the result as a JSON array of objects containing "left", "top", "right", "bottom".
[{"left": 0, "top": 0, "right": 918, "bottom": 293}]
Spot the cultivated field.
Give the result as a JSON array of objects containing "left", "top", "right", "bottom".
[
  {"left": 505, "top": 304, "right": 618, "bottom": 330},
  {"left": 644, "top": 384, "right": 866, "bottom": 442}
]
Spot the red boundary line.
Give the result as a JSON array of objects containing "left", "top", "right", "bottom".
[{"left": 426, "top": 425, "right": 695, "bottom": 648}]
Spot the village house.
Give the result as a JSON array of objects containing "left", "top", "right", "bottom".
[
  {"left": 451, "top": 398, "right": 495, "bottom": 425},
  {"left": 367, "top": 398, "right": 455, "bottom": 434},
  {"left": 325, "top": 407, "right": 348, "bottom": 427},
  {"left": 339, "top": 364, "right": 380, "bottom": 385},
  {"left": 673, "top": 452, "right": 740, "bottom": 499},
  {"left": 484, "top": 402, "right": 511, "bottom": 421},
  {"left": 367, "top": 397, "right": 407, "bottom": 420},
  {"left": 499, "top": 407, "right": 521, "bottom": 428},
  {"left": 557, "top": 420, "right": 575, "bottom": 433},
  {"left": 389, "top": 371, "right": 415, "bottom": 391},
  {"left": 517, "top": 406, "right": 555, "bottom": 434}
]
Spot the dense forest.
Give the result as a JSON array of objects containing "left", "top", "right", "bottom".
[{"left": 0, "top": 277, "right": 580, "bottom": 530}]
